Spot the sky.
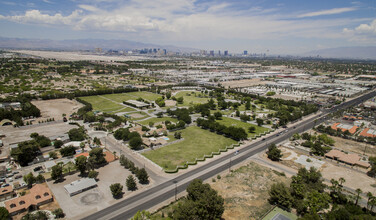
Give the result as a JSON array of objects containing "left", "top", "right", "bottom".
[{"left": 0, "top": 0, "right": 375, "bottom": 54}]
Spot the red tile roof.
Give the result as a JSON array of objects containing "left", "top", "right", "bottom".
[{"left": 5, "top": 184, "right": 53, "bottom": 215}]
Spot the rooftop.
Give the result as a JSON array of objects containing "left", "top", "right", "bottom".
[{"left": 64, "top": 178, "right": 97, "bottom": 196}]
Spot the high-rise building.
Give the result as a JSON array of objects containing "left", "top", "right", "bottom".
[
  {"left": 243, "top": 50, "right": 248, "bottom": 55},
  {"left": 224, "top": 50, "right": 228, "bottom": 56},
  {"left": 200, "top": 50, "right": 207, "bottom": 55},
  {"left": 209, "top": 50, "right": 215, "bottom": 56},
  {"left": 95, "top": 48, "right": 103, "bottom": 53},
  {"left": 218, "top": 50, "right": 221, "bottom": 56}
]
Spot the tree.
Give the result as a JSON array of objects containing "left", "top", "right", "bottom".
[
  {"left": 367, "top": 192, "right": 373, "bottom": 210},
  {"left": 129, "top": 137, "right": 143, "bottom": 150},
  {"left": 68, "top": 127, "right": 86, "bottom": 141},
  {"left": 166, "top": 91, "right": 171, "bottom": 99},
  {"left": 131, "top": 210, "right": 151, "bottom": 220},
  {"left": 49, "top": 151, "right": 58, "bottom": 159},
  {"left": 136, "top": 168, "right": 149, "bottom": 184},
  {"left": 256, "top": 118, "right": 264, "bottom": 126},
  {"left": 0, "top": 207, "right": 9, "bottom": 220},
  {"left": 304, "top": 190, "right": 331, "bottom": 213},
  {"left": 214, "top": 112, "right": 222, "bottom": 120},
  {"left": 248, "top": 126, "right": 256, "bottom": 133},
  {"left": 267, "top": 144, "right": 282, "bottom": 161},
  {"left": 174, "top": 132, "right": 182, "bottom": 139},
  {"left": 75, "top": 155, "right": 87, "bottom": 175},
  {"left": 52, "top": 208, "right": 65, "bottom": 218},
  {"left": 126, "top": 175, "right": 137, "bottom": 191},
  {"left": 245, "top": 100, "right": 251, "bottom": 110},
  {"left": 88, "top": 170, "right": 99, "bottom": 179},
  {"left": 268, "top": 182, "right": 294, "bottom": 210},
  {"left": 88, "top": 148, "right": 107, "bottom": 167},
  {"left": 36, "top": 174, "right": 45, "bottom": 183},
  {"left": 59, "top": 146, "right": 76, "bottom": 157},
  {"left": 23, "top": 172, "right": 36, "bottom": 188},
  {"left": 355, "top": 188, "right": 362, "bottom": 206},
  {"left": 110, "top": 183, "right": 123, "bottom": 198},
  {"left": 11, "top": 140, "right": 40, "bottom": 166},
  {"left": 51, "top": 164, "right": 63, "bottom": 181},
  {"left": 53, "top": 140, "right": 64, "bottom": 148},
  {"left": 174, "top": 179, "right": 224, "bottom": 220}
]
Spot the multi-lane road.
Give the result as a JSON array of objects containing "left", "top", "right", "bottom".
[{"left": 83, "top": 89, "right": 376, "bottom": 220}]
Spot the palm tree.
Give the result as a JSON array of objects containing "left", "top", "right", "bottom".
[
  {"left": 339, "top": 177, "right": 345, "bottom": 186},
  {"left": 367, "top": 192, "right": 373, "bottom": 210},
  {"left": 355, "top": 188, "right": 363, "bottom": 206}
]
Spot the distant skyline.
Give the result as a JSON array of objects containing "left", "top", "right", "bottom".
[{"left": 0, "top": 0, "right": 375, "bottom": 54}]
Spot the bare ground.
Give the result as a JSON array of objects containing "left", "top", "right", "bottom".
[
  {"left": 31, "top": 98, "right": 84, "bottom": 121},
  {"left": 210, "top": 161, "right": 290, "bottom": 220},
  {"left": 329, "top": 135, "right": 376, "bottom": 157}
]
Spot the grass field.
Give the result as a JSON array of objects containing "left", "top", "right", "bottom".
[
  {"left": 102, "top": 91, "right": 161, "bottom": 103},
  {"left": 217, "top": 117, "right": 269, "bottom": 137},
  {"left": 80, "top": 96, "right": 124, "bottom": 112},
  {"left": 137, "top": 117, "right": 178, "bottom": 126},
  {"left": 142, "top": 126, "right": 237, "bottom": 170},
  {"left": 80, "top": 91, "right": 161, "bottom": 112},
  {"left": 175, "top": 91, "right": 210, "bottom": 107}
]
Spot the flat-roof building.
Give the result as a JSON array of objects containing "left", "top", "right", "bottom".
[{"left": 64, "top": 178, "right": 97, "bottom": 196}]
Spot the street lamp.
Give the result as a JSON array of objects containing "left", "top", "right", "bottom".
[{"left": 173, "top": 180, "right": 178, "bottom": 201}]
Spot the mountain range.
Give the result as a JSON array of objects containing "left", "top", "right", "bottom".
[
  {"left": 0, "top": 37, "right": 196, "bottom": 53},
  {"left": 302, "top": 46, "right": 376, "bottom": 60},
  {"left": 0, "top": 37, "right": 375, "bottom": 60}
]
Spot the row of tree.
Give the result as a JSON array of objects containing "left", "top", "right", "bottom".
[{"left": 196, "top": 118, "right": 247, "bottom": 141}]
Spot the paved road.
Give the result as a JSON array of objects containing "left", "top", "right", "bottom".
[{"left": 82, "top": 89, "right": 376, "bottom": 220}]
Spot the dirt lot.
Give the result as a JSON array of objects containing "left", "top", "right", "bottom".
[
  {"left": 329, "top": 135, "right": 376, "bottom": 157},
  {"left": 220, "top": 79, "right": 270, "bottom": 88},
  {"left": 31, "top": 98, "right": 83, "bottom": 121},
  {"left": 0, "top": 122, "right": 78, "bottom": 145},
  {"left": 322, "top": 162, "right": 375, "bottom": 194},
  {"left": 210, "top": 161, "right": 289, "bottom": 220}
]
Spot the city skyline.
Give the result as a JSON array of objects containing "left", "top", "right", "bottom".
[{"left": 0, "top": 0, "right": 375, "bottom": 54}]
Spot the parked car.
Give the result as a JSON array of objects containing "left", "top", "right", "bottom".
[
  {"left": 33, "top": 166, "right": 42, "bottom": 172},
  {"left": 15, "top": 175, "right": 22, "bottom": 179},
  {"left": 2, "top": 183, "right": 10, "bottom": 187}
]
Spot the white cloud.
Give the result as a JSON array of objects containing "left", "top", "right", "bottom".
[
  {"left": 78, "top": 4, "right": 100, "bottom": 12},
  {"left": 0, "top": 9, "right": 82, "bottom": 25},
  {"left": 343, "top": 19, "right": 376, "bottom": 43},
  {"left": 0, "top": 1, "right": 368, "bottom": 48},
  {"left": 297, "top": 7, "right": 357, "bottom": 18}
]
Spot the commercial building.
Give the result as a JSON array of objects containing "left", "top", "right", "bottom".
[
  {"left": 64, "top": 178, "right": 97, "bottom": 196},
  {"left": 0, "top": 185, "right": 16, "bottom": 202}
]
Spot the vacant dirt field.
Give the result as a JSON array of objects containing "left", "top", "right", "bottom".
[
  {"left": 322, "top": 162, "right": 375, "bottom": 194},
  {"left": 329, "top": 135, "right": 376, "bottom": 157},
  {"left": 31, "top": 98, "right": 83, "bottom": 121},
  {"left": 210, "top": 161, "right": 289, "bottom": 220},
  {"left": 220, "top": 79, "right": 270, "bottom": 88}
]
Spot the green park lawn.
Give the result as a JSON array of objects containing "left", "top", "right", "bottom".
[
  {"left": 102, "top": 91, "right": 161, "bottom": 103},
  {"left": 142, "top": 126, "right": 237, "bottom": 170},
  {"left": 80, "top": 91, "right": 161, "bottom": 112},
  {"left": 137, "top": 117, "right": 178, "bottom": 126},
  {"left": 175, "top": 91, "right": 209, "bottom": 107},
  {"left": 217, "top": 117, "right": 270, "bottom": 137},
  {"left": 80, "top": 96, "right": 124, "bottom": 112}
]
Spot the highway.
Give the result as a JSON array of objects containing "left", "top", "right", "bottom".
[{"left": 82, "top": 89, "right": 376, "bottom": 220}]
